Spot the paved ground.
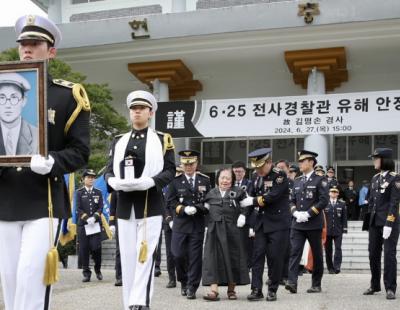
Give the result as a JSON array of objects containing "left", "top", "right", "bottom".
[{"left": 0, "top": 269, "right": 399, "bottom": 309}]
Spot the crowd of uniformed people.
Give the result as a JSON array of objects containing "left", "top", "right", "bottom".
[{"left": 0, "top": 12, "right": 399, "bottom": 310}]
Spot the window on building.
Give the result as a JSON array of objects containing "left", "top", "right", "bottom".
[
  {"left": 348, "top": 136, "right": 372, "bottom": 160},
  {"left": 202, "top": 141, "right": 224, "bottom": 165},
  {"left": 225, "top": 140, "right": 247, "bottom": 164},
  {"left": 335, "top": 136, "right": 347, "bottom": 161},
  {"left": 374, "top": 135, "right": 398, "bottom": 158},
  {"left": 273, "top": 138, "right": 295, "bottom": 162}
]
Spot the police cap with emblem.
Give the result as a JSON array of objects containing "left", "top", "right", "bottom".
[
  {"left": 298, "top": 150, "right": 318, "bottom": 162},
  {"left": 0, "top": 72, "right": 31, "bottom": 93},
  {"left": 314, "top": 165, "right": 324, "bottom": 173},
  {"left": 326, "top": 166, "right": 335, "bottom": 173},
  {"left": 83, "top": 169, "right": 96, "bottom": 178},
  {"left": 368, "top": 148, "right": 393, "bottom": 159},
  {"left": 248, "top": 148, "right": 272, "bottom": 168},
  {"left": 126, "top": 90, "right": 158, "bottom": 112},
  {"left": 15, "top": 15, "right": 62, "bottom": 47},
  {"left": 289, "top": 164, "right": 299, "bottom": 174},
  {"left": 179, "top": 150, "right": 200, "bottom": 164},
  {"left": 329, "top": 186, "right": 339, "bottom": 193}
]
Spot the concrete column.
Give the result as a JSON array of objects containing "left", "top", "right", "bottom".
[
  {"left": 152, "top": 79, "right": 186, "bottom": 161},
  {"left": 304, "top": 68, "right": 329, "bottom": 168},
  {"left": 171, "top": 0, "right": 187, "bottom": 13}
]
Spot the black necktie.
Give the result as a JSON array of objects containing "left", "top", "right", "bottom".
[
  {"left": 236, "top": 181, "right": 240, "bottom": 187},
  {"left": 189, "top": 177, "right": 194, "bottom": 189}
]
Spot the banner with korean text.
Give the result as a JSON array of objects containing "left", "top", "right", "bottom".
[{"left": 155, "top": 90, "right": 400, "bottom": 138}]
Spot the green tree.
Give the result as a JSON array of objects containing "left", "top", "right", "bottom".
[{"left": 0, "top": 48, "right": 129, "bottom": 173}]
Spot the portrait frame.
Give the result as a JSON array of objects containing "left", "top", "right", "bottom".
[{"left": 0, "top": 60, "right": 47, "bottom": 166}]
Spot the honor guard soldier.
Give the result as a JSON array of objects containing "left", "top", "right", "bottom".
[
  {"left": 285, "top": 150, "right": 329, "bottom": 294},
  {"left": 0, "top": 15, "right": 90, "bottom": 310},
  {"left": 240, "top": 149, "right": 291, "bottom": 302},
  {"left": 77, "top": 169, "right": 104, "bottom": 282},
  {"left": 324, "top": 186, "right": 347, "bottom": 274},
  {"left": 166, "top": 150, "right": 211, "bottom": 300},
  {"left": 105, "top": 90, "right": 175, "bottom": 310},
  {"left": 363, "top": 148, "right": 400, "bottom": 300}
]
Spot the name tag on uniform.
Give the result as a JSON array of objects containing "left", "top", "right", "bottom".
[{"left": 307, "top": 185, "right": 316, "bottom": 189}]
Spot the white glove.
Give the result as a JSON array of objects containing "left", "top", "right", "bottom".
[
  {"left": 110, "top": 225, "right": 116, "bottom": 236},
  {"left": 131, "top": 176, "right": 155, "bottom": 191},
  {"left": 297, "top": 211, "right": 310, "bottom": 223},
  {"left": 240, "top": 196, "right": 254, "bottom": 208},
  {"left": 383, "top": 226, "right": 392, "bottom": 239},
  {"left": 293, "top": 211, "right": 301, "bottom": 220},
  {"left": 30, "top": 154, "right": 55, "bottom": 175},
  {"left": 108, "top": 177, "right": 124, "bottom": 191},
  {"left": 249, "top": 228, "right": 255, "bottom": 238},
  {"left": 237, "top": 214, "right": 246, "bottom": 228},
  {"left": 86, "top": 217, "right": 96, "bottom": 225},
  {"left": 204, "top": 202, "right": 210, "bottom": 210},
  {"left": 184, "top": 206, "right": 197, "bottom": 216},
  {"left": 169, "top": 221, "right": 173, "bottom": 229}
]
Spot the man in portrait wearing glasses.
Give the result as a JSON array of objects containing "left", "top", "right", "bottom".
[{"left": 0, "top": 72, "right": 38, "bottom": 156}]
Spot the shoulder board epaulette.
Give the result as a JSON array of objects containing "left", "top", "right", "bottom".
[
  {"left": 114, "top": 133, "right": 124, "bottom": 140},
  {"left": 53, "top": 79, "right": 75, "bottom": 88},
  {"left": 295, "top": 175, "right": 302, "bottom": 180},
  {"left": 64, "top": 83, "right": 91, "bottom": 135},
  {"left": 162, "top": 132, "right": 175, "bottom": 154},
  {"left": 390, "top": 171, "right": 397, "bottom": 177},
  {"left": 77, "top": 186, "right": 85, "bottom": 191},
  {"left": 196, "top": 172, "right": 210, "bottom": 178},
  {"left": 373, "top": 172, "right": 380, "bottom": 178},
  {"left": 175, "top": 172, "right": 183, "bottom": 178}
]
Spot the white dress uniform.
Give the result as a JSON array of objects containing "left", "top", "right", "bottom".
[{"left": 105, "top": 90, "right": 175, "bottom": 309}]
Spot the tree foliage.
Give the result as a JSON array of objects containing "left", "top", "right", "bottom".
[{"left": 0, "top": 48, "right": 129, "bottom": 173}]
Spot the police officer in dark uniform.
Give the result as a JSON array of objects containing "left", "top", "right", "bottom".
[
  {"left": 363, "top": 148, "right": 400, "bottom": 300},
  {"left": 167, "top": 150, "right": 211, "bottom": 300},
  {"left": 77, "top": 169, "right": 104, "bottom": 282},
  {"left": 0, "top": 14, "right": 90, "bottom": 310},
  {"left": 109, "top": 192, "right": 122, "bottom": 286},
  {"left": 285, "top": 150, "right": 329, "bottom": 294},
  {"left": 324, "top": 186, "right": 347, "bottom": 274},
  {"left": 240, "top": 149, "right": 290, "bottom": 302},
  {"left": 314, "top": 165, "right": 325, "bottom": 177}
]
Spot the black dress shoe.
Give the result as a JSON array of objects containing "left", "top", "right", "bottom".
[
  {"left": 328, "top": 269, "right": 335, "bottom": 274},
  {"left": 96, "top": 272, "right": 103, "bottom": 281},
  {"left": 266, "top": 291, "right": 277, "bottom": 301},
  {"left": 285, "top": 282, "right": 297, "bottom": 294},
  {"left": 181, "top": 285, "right": 187, "bottom": 296},
  {"left": 247, "top": 288, "right": 264, "bottom": 301},
  {"left": 186, "top": 290, "right": 196, "bottom": 299},
  {"left": 115, "top": 278, "right": 123, "bottom": 286},
  {"left": 154, "top": 268, "right": 162, "bottom": 277},
  {"left": 279, "top": 279, "right": 287, "bottom": 286},
  {"left": 82, "top": 276, "right": 90, "bottom": 283},
  {"left": 166, "top": 280, "right": 176, "bottom": 288},
  {"left": 334, "top": 269, "right": 341, "bottom": 274},
  {"left": 307, "top": 286, "right": 322, "bottom": 293},
  {"left": 386, "top": 290, "right": 396, "bottom": 300},
  {"left": 363, "top": 287, "right": 380, "bottom": 295}
]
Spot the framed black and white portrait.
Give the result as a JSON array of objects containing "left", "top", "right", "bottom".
[{"left": 0, "top": 60, "right": 47, "bottom": 166}]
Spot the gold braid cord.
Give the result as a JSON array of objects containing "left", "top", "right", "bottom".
[
  {"left": 64, "top": 83, "right": 91, "bottom": 135},
  {"left": 163, "top": 133, "right": 175, "bottom": 155}
]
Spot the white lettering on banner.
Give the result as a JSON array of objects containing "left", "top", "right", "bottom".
[
  {"left": 194, "top": 90, "right": 400, "bottom": 137},
  {"left": 166, "top": 110, "right": 186, "bottom": 129}
]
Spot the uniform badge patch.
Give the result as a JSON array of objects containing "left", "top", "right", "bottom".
[
  {"left": 48, "top": 108, "right": 56, "bottom": 125},
  {"left": 321, "top": 181, "right": 328, "bottom": 187},
  {"left": 395, "top": 182, "right": 400, "bottom": 189}
]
